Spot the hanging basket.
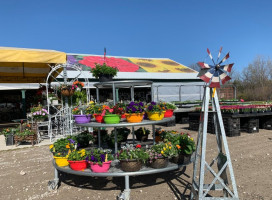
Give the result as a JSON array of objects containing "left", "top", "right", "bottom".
[
  {"left": 99, "top": 74, "right": 113, "bottom": 82},
  {"left": 120, "top": 160, "right": 142, "bottom": 172},
  {"left": 61, "top": 88, "right": 74, "bottom": 97},
  {"left": 171, "top": 153, "right": 192, "bottom": 165}
]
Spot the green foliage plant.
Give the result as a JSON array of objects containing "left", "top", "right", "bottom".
[
  {"left": 116, "top": 144, "right": 149, "bottom": 163},
  {"left": 90, "top": 63, "right": 118, "bottom": 79}
]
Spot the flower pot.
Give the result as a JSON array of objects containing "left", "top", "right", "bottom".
[
  {"left": 73, "top": 114, "right": 91, "bottom": 124},
  {"left": 155, "top": 136, "right": 163, "bottom": 143},
  {"left": 5, "top": 134, "right": 14, "bottom": 146},
  {"left": 150, "top": 157, "right": 168, "bottom": 169},
  {"left": 89, "top": 161, "right": 112, "bottom": 173},
  {"left": 164, "top": 109, "right": 174, "bottom": 118},
  {"left": 147, "top": 111, "right": 165, "bottom": 121},
  {"left": 54, "top": 156, "right": 69, "bottom": 167},
  {"left": 171, "top": 154, "right": 192, "bottom": 165},
  {"left": 94, "top": 114, "right": 104, "bottom": 123},
  {"left": 103, "top": 114, "right": 120, "bottom": 124},
  {"left": 125, "top": 113, "right": 144, "bottom": 123},
  {"left": 121, "top": 114, "right": 126, "bottom": 119},
  {"left": 99, "top": 74, "right": 113, "bottom": 82},
  {"left": 61, "top": 88, "right": 74, "bottom": 97},
  {"left": 68, "top": 160, "right": 87, "bottom": 171},
  {"left": 120, "top": 160, "right": 142, "bottom": 172},
  {"left": 135, "top": 133, "right": 149, "bottom": 142}
]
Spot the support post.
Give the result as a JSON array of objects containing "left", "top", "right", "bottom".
[{"left": 21, "top": 90, "right": 26, "bottom": 119}]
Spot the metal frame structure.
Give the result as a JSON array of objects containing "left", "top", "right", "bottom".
[
  {"left": 93, "top": 80, "right": 154, "bottom": 104},
  {"left": 45, "top": 63, "right": 90, "bottom": 141},
  {"left": 190, "top": 86, "right": 239, "bottom": 199}
]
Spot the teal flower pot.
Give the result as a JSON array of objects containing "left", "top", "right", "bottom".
[{"left": 103, "top": 114, "right": 120, "bottom": 124}]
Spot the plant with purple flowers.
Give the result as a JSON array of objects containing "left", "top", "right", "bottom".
[
  {"left": 125, "top": 101, "right": 145, "bottom": 114},
  {"left": 145, "top": 101, "right": 166, "bottom": 114},
  {"left": 87, "top": 148, "right": 114, "bottom": 165}
]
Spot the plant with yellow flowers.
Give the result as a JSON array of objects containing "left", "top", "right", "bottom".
[
  {"left": 67, "top": 149, "right": 87, "bottom": 161},
  {"left": 148, "top": 142, "right": 177, "bottom": 163},
  {"left": 49, "top": 138, "right": 76, "bottom": 157},
  {"left": 178, "top": 133, "right": 196, "bottom": 155}
]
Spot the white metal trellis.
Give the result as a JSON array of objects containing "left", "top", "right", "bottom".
[
  {"left": 190, "top": 86, "right": 239, "bottom": 200},
  {"left": 45, "top": 63, "right": 90, "bottom": 141}
]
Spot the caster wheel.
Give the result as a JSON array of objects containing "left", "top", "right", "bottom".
[{"left": 48, "top": 180, "right": 58, "bottom": 191}]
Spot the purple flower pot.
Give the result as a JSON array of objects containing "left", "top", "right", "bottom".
[{"left": 73, "top": 115, "right": 91, "bottom": 124}]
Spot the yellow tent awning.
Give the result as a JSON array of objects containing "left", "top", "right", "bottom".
[{"left": 0, "top": 47, "right": 66, "bottom": 83}]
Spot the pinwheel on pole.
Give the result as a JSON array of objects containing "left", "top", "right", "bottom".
[{"left": 197, "top": 47, "right": 234, "bottom": 88}]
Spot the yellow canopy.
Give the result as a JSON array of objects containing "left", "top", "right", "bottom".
[{"left": 0, "top": 47, "right": 66, "bottom": 83}]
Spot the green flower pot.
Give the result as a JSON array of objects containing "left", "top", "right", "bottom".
[{"left": 103, "top": 114, "right": 121, "bottom": 124}]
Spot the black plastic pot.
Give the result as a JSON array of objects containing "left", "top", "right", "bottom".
[
  {"left": 99, "top": 74, "right": 113, "bottom": 82},
  {"left": 6, "top": 134, "right": 14, "bottom": 146}
]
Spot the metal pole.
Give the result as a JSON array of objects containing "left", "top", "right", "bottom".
[
  {"left": 112, "top": 83, "right": 116, "bottom": 105},
  {"left": 96, "top": 88, "right": 100, "bottom": 103},
  {"left": 151, "top": 84, "right": 154, "bottom": 102},
  {"left": 130, "top": 86, "right": 134, "bottom": 102},
  {"left": 152, "top": 125, "right": 155, "bottom": 145},
  {"left": 132, "top": 126, "right": 135, "bottom": 144},
  {"left": 21, "top": 90, "right": 26, "bottom": 119},
  {"left": 114, "top": 127, "right": 117, "bottom": 153},
  {"left": 98, "top": 128, "right": 101, "bottom": 148}
]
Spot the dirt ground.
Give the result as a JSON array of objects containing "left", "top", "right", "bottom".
[{"left": 0, "top": 124, "right": 271, "bottom": 200}]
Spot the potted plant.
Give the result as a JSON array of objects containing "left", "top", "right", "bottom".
[
  {"left": 69, "top": 131, "right": 93, "bottom": 148},
  {"left": 1, "top": 128, "right": 14, "bottom": 146},
  {"left": 90, "top": 63, "right": 118, "bottom": 82},
  {"left": 31, "top": 107, "right": 48, "bottom": 122},
  {"left": 112, "top": 103, "right": 126, "bottom": 118},
  {"left": 148, "top": 142, "right": 176, "bottom": 169},
  {"left": 116, "top": 144, "right": 149, "bottom": 172},
  {"left": 59, "top": 84, "right": 75, "bottom": 97},
  {"left": 87, "top": 148, "right": 114, "bottom": 173},
  {"left": 92, "top": 104, "right": 109, "bottom": 123},
  {"left": 107, "top": 127, "right": 131, "bottom": 148},
  {"left": 67, "top": 149, "right": 88, "bottom": 171},
  {"left": 125, "top": 101, "right": 145, "bottom": 123},
  {"left": 103, "top": 107, "right": 121, "bottom": 124},
  {"left": 170, "top": 133, "right": 196, "bottom": 164},
  {"left": 72, "top": 80, "right": 84, "bottom": 91},
  {"left": 50, "top": 138, "right": 77, "bottom": 167},
  {"left": 14, "top": 124, "right": 37, "bottom": 146},
  {"left": 134, "top": 127, "right": 150, "bottom": 142},
  {"left": 160, "top": 102, "right": 177, "bottom": 118},
  {"left": 145, "top": 101, "right": 166, "bottom": 121},
  {"left": 72, "top": 106, "right": 92, "bottom": 124}
]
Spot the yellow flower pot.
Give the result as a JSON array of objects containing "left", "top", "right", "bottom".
[
  {"left": 54, "top": 156, "right": 69, "bottom": 167},
  {"left": 147, "top": 111, "right": 165, "bottom": 121}
]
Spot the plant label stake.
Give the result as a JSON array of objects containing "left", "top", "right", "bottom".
[{"left": 190, "top": 48, "right": 239, "bottom": 199}]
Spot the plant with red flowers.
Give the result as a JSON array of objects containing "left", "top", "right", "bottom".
[{"left": 116, "top": 144, "right": 149, "bottom": 163}]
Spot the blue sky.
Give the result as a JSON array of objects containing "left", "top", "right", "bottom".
[{"left": 0, "top": 0, "right": 271, "bottom": 72}]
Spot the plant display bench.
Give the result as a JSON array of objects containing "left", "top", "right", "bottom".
[
  {"left": 48, "top": 117, "right": 193, "bottom": 200},
  {"left": 14, "top": 134, "right": 37, "bottom": 146}
]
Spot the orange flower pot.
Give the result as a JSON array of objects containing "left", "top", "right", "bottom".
[{"left": 125, "top": 113, "right": 145, "bottom": 123}]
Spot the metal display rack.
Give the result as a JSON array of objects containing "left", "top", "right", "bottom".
[{"left": 49, "top": 117, "right": 192, "bottom": 200}]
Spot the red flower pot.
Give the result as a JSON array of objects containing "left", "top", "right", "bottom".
[
  {"left": 164, "top": 109, "right": 174, "bottom": 118},
  {"left": 121, "top": 114, "right": 126, "bottom": 119},
  {"left": 68, "top": 160, "right": 87, "bottom": 171},
  {"left": 94, "top": 114, "right": 104, "bottom": 123}
]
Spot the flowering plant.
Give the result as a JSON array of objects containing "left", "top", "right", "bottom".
[
  {"left": 67, "top": 149, "right": 87, "bottom": 161},
  {"left": 90, "top": 63, "right": 118, "bottom": 79},
  {"left": 32, "top": 108, "right": 48, "bottom": 120},
  {"left": 72, "top": 107, "right": 81, "bottom": 115},
  {"left": 126, "top": 101, "right": 145, "bottom": 113},
  {"left": 87, "top": 148, "right": 114, "bottom": 165},
  {"left": 145, "top": 101, "right": 166, "bottom": 114},
  {"left": 59, "top": 84, "right": 75, "bottom": 91},
  {"left": 112, "top": 103, "right": 126, "bottom": 115},
  {"left": 93, "top": 104, "right": 110, "bottom": 115},
  {"left": 116, "top": 144, "right": 149, "bottom": 163},
  {"left": 159, "top": 102, "right": 177, "bottom": 110},
  {"left": 0, "top": 128, "right": 14, "bottom": 138},
  {"left": 176, "top": 133, "right": 196, "bottom": 155},
  {"left": 49, "top": 138, "right": 77, "bottom": 157},
  {"left": 148, "top": 142, "right": 177, "bottom": 163},
  {"left": 72, "top": 81, "right": 84, "bottom": 90}
]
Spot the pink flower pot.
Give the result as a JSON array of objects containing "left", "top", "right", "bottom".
[
  {"left": 89, "top": 161, "right": 112, "bottom": 173},
  {"left": 68, "top": 160, "right": 87, "bottom": 171}
]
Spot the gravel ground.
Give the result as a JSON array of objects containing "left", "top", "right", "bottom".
[{"left": 0, "top": 124, "right": 271, "bottom": 200}]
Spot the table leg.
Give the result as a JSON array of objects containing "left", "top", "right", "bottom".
[
  {"left": 152, "top": 124, "right": 155, "bottom": 145},
  {"left": 114, "top": 127, "right": 117, "bottom": 153},
  {"left": 132, "top": 126, "right": 135, "bottom": 144},
  {"left": 98, "top": 128, "right": 101, "bottom": 148}
]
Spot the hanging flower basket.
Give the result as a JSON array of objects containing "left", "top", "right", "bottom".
[
  {"left": 171, "top": 153, "right": 192, "bottom": 165},
  {"left": 89, "top": 161, "right": 112, "bottom": 173},
  {"left": 54, "top": 156, "right": 69, "bottom": 167},
  {"left": 73, "top": 114, "right": 91, "bottom": 124},
  {"left": 164, "top": 109, "right": 174, "bottom": 118},
  {"left": 68, "top": 160, "right": 87, "bottom": 171},
  {"left": 103, "top": 114, "right": 120, "bottom": 124},
  {"left": 61, "top": 88, "right": 74, "bottom": 97},
  {"left": 147, "top": 111, "right": 165, "bottom": 121},
  {"left": 99, "top": 74, "right": 113, "bottom": 82},
  {"left": 120, "top": 160, "right": 142, "bottom": 172},
  {"left": 125, "top": 113, "right": 145, "bottom": 123}
]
